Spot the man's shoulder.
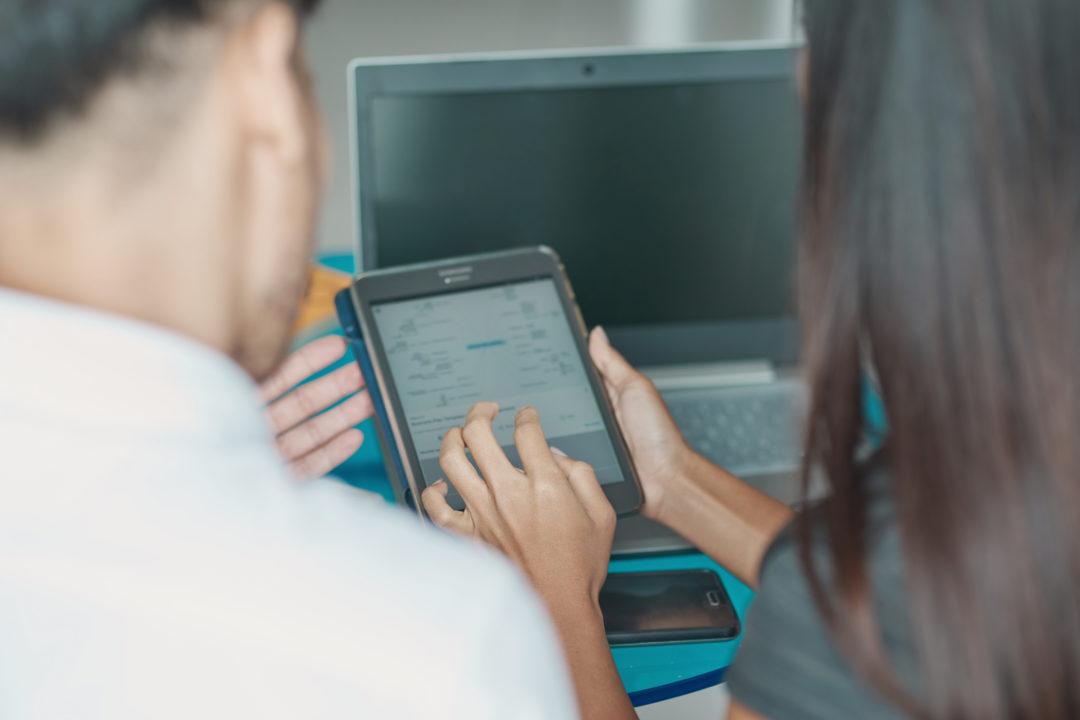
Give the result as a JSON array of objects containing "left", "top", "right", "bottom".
[
  {"left": 284, "top": 476, "right": 509, "bottom": 579},
  {"left": 234, "top": 476, "right": 554, "bottom": 683},
  {"left": 1, "top": 441, "right": 576, "bottom": 717},
  {"left": 192, "top": 475, "right": 574, "bottom": 719},
  {"left": 243, "top": 475, "right": 528, "bottom": 622}
]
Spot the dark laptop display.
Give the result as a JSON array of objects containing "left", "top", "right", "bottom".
[{"left": 350, "top": 46, "right": 804, "bottom": 367}]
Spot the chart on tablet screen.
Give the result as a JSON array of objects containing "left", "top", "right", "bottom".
[{"left": 373, "top": 279, "right": 623, "bottom": 486}]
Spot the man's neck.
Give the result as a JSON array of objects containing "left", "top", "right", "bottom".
[{"left": 0, "top": 167, "right": 239, "bottom": 357}]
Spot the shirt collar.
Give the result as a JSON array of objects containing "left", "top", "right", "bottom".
[{"left": 0, "top": 287, "right": 273, "bottom": 444}]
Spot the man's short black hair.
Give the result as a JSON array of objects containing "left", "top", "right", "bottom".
[{"left": 0, "top": 0, "right": 321, "bottom": 142}]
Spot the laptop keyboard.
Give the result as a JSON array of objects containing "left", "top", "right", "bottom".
[{"left": 663, "top": 378, "right": 805, "bottom": 478}]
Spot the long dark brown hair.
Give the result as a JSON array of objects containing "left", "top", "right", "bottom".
[{"left": 797, "top": 0, "right": 1080, "bottom": 717}]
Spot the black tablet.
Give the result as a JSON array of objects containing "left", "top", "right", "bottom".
[{"left": 341, "top": 246, "right": 643, "bottom": 518}]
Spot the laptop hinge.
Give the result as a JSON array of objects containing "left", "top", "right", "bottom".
[{"left": 640, "top": 361, "right": 776, "bottom": 391}]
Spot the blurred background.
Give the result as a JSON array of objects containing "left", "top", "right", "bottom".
[{"left": 303, "top": 0, "right": 799, "bottom": 253}]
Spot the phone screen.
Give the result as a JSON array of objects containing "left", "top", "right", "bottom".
[
  {"left": 600, "top": 570, "right": 740, "bottom": 644},
  {"left": 371, "top": 278, "right": 627, "bottom": 497}
]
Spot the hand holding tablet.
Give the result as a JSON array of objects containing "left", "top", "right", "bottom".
[{"left": 340, "top": 247, "right": 644, "bottom": 517}]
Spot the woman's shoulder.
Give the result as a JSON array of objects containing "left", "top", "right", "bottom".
[{"left": 725, "top": 462, "right": 920, "bottom": 719}]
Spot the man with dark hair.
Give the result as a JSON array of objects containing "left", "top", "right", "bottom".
[{"left": 0, "top": 2, "right": 576, "bottom": 717}]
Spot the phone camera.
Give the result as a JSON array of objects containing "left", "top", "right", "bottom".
[{"left": 582, "top": 63, "right": 596, "bottom": 77}]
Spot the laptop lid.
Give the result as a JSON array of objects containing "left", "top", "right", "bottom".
[{"left": 349, "top": 43, "right": 803, "bottom": 368}]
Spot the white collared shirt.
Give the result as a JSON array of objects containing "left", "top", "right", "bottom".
[{"left": 0, "top": 289, "right": 577, "bottom": 719}]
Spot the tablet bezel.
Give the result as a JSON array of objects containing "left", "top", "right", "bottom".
[{"left": 348, "top": 246, "right": 644, "bottom": 518}]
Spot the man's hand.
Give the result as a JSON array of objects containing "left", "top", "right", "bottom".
[
  {"left": 589, "top": 326, "right": 695, "bottom": 521},
  {"left": 260, "top": 335, "right": 374, "bottom": 478},
  {"left": 422, "top": 403, "right": 617, "bottom": 610}
]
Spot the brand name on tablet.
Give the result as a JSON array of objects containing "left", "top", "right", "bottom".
[{"left": 439, "top": 266, "right": 473, "bottom": 285}]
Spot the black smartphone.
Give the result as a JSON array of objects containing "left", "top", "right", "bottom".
[{"left": 599, "top": 570, "right": 741, "bottom": 646}]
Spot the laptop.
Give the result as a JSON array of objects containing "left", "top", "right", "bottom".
[{"left": 348, "top": 43, "right": 806, "bottom": 554}]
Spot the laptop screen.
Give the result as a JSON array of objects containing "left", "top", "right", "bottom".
[
  {"left": 353, "top": 48, "right": 804, "bottom": 365},
  {"left": 367, "top": 77, "right": 801, "bottom": 329}
]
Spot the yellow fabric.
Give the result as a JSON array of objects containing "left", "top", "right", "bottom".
[{"left": 294, "top": 264, "right": 351, "bottom": 335}]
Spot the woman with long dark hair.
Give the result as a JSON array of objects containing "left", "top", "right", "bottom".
[{"left": 422, "top": 0, "right": 1080, "bottom": 717}]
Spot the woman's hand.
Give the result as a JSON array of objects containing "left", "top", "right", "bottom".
[
  {"left": 592, "top": 327, "right": 794, "bottom": 587},
  {"left": 260, "top": 335, "right": 374, "bottom": 478},
  {"left": 422, "top": 402, "right": 617, "bottom": 609},
  {"left": 423, "top": 402, "right": 636, "bottom": 720},
  {"left": 588, "top": 326, "right": 695, "bottom": 521}
]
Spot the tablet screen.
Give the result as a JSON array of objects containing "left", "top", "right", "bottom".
[{"left": 372, "top": 278, "right": 625, "bottom": 491}]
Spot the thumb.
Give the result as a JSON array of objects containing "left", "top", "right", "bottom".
[
  {"left": 421, "top": 481, "right": 475, "bottom": 537},
  {"left": 590, "top": 326, "right": 641, "bottom": 394}
]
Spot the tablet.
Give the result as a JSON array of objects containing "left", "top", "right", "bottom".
[{"left": 340, "top": 247, "right": 644, "bottom": 518}]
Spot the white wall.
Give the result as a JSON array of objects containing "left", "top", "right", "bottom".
[{"left": 303, "top": 0, "right": 797, "bottom": 253}]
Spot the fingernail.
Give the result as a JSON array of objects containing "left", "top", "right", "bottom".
[
  {"left": 433, "top": 479, "right": 447, "bottom": 487},
  {"left": 550, "top": 447, "right": 568, "bottom": 457},
  {"left": 594, "top": 326, "right": 609, "bottom": 343}
]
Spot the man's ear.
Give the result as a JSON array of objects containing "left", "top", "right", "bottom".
[{"left": 226, "top": 2, "right": 308, "bottom": 165}]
